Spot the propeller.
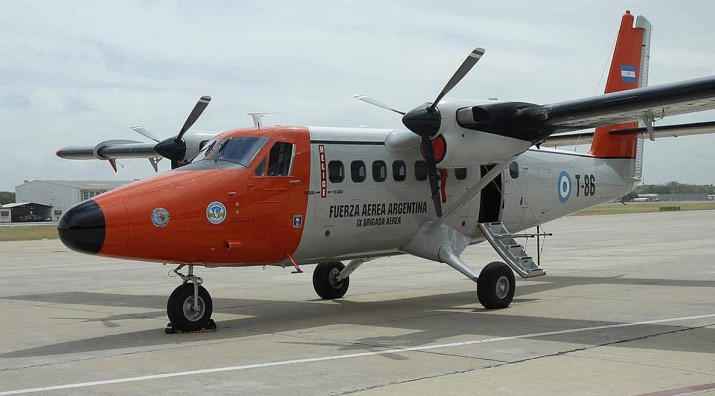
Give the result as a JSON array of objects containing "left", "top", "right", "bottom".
[
  {"left": 154, "top": 95, "right": 212, "bottom": 169},
  {"left": 355, "top": 48, "right": 485, "bottom": 217},
  {"left": 130, "top": 125, "right": 160, "bottom": 142},
  {"left": 354, "top": 95, "right": 405, "bottom": 115}
]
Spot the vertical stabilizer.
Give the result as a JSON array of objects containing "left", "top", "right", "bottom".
[{"left": 590, "top": 11, "right": 651, "bottom": 160}]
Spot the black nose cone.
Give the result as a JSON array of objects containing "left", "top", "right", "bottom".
[{"left": 58, "top": 200, "right": 105, "bottom": 254}]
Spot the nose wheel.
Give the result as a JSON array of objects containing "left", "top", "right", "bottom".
[{"left": 165, "top": 265, "right": 216, "bottom": 333}]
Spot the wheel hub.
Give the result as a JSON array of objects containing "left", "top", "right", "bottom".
[
  {"left": 182, "top": 295, "right": 205, "bottom": 321},
  {"left": 496, "top": 275, "right": 510, "bottom": 299},
  {"left": 328, "top": 268, "right": 343, "bottom": 289}
]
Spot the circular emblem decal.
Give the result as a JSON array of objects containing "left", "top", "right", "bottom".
[
  {"left": 151, "top": 208, "right": 170, "bottom": 228},
  {"left": 206, "top": 201, "right": 227, "bottom": 224},
  {"left": 557, "top": 171, "right": 572, "bottom": 203}
]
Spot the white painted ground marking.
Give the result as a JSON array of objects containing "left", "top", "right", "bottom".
[{"left": 1, "top": 313, "right": 714, "bottom": 395}]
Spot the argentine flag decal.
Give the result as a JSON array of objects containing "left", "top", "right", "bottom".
[{"left": 621, "top": 65, "right": 636, "bottom": 83}]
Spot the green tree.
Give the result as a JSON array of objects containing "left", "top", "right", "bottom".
[
  {"left": 623, "top": 192, "right": 639, "bottom": 201},
  {"left": 0, "top": 191, "right": 15, "bottom": 205}
]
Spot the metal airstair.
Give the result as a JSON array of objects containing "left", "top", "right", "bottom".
[{"left": 478, "top": 222, "right": 546, "bottom": 278}]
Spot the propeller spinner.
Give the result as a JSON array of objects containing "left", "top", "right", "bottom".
[{"left": 357, "top": 48, "right": 485, "bottom": 217}]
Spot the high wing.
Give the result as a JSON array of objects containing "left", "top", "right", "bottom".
[
  {"left": 56, "top": 96, "right": 217, "bottom": 171},
  {"left": 56, "top": 139, "right": 165, "bottom": 172},
  {"left": 518, "top": 76, "right": 715, "bottom": 131},
  {"left": 56, "top": 131, "right": 217, "bottom": 172},
  {"left": 541, "top": 121, "right": 715, "bottom": 147},
  {"left": 56, "top": 140, "right": 160, "bottom": 160},
  {"left": 456, "top": 75, "right": 715, "bottom": 143}
]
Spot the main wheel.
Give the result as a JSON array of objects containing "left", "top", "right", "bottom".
[
  {"left": 477, "top": 261, "right": 515, "bottom": 309},
  {"left": 313, "top": 261, "right": 349, "bottom": 299},
  {"left": 167, "top": 283, "right": 213, "bottom": 332}
]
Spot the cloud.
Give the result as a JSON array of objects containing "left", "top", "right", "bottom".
[{"left": 0, "top": 0, "right": 714, "bottom": 190}]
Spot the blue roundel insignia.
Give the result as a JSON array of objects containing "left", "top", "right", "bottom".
[
  {"left": 206, "top": 201, "right": 227, "bottom": 224},
  {"left": 151, "top": 208, "right": 170, "bottom": 228},
  {"left": 557, "top": 171, "right": 572, "bottom": 203}
]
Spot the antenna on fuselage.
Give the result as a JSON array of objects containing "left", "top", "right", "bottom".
[
  {"left": 247, "top": 113, "right": 279, "bottom": 130},
  {"left": 247, "top": 113, "right": 265, "bottom": 130}
]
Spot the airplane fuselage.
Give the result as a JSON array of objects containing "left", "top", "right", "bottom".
[{"left": 63, "top": 126, "right": 638, "bottom": 268}]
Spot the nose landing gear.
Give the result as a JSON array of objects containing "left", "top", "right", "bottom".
[{"left": 165, "top": 264, "right": 216, "bottom": 334}]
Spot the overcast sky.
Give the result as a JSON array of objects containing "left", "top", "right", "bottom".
[{"left": 1, "top": 0, "right": 714, "bottom": 191}]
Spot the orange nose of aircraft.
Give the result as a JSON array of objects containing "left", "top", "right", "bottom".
[
  {"left": 57, "top": 127, "right": 311, "bottom": 266},
  {"left": 56, "top": 165, "right": 257, "bottom": 265},
  {"left": 57, "top": 199, "right": 106, "bottom": 254}
]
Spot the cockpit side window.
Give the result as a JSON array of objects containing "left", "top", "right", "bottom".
[
  {"left": 254, "top": 156, "right": 267, "bottom": 176},
  {"left": 267, "top": 142, "right": 294, "bottom": 176}
]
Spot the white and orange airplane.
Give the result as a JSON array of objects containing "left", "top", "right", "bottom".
[{"left": 57, "top": 11, "right": 715, "bottom": 333}]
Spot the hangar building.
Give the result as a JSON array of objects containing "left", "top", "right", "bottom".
[
  {"left": 15, "top": 180, "right": 133, "bottom": 220},
  {"left": 0, "top": 202, "right": 53, "bottom": 222}
]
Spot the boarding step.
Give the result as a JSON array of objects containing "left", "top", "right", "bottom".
[{"left": 478, "top": 222, "right": 546, "bottom": 279}]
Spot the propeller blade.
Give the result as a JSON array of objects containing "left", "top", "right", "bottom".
[
  {"left": 130, "top": 125, "right": 160, "bottom": 142},
  {"left": 354, "top": 94, "right": 405, "bottom": 115},
  {"left": 421, "top": 136, "right": 443, "bottom": 217},
  {"left": 428, "top": 48, "right": 485, "bottom": 112},
  {"left": 176, "top": 95, "right": 211, "bottom": 143}
]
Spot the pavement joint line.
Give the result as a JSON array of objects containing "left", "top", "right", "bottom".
[
  {"left": 575, "top": 349, "right": 715, "bottom": 377},
  {"left": 335, "top": 320, "right": 715, "bottom": 395},
  {"left": 1, "top": 313, "right": 713, "bottom": 395}
]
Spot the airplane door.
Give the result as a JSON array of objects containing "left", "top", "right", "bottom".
[
  {"left": 246, "top": 139, "right": 310, "bottom": 262},
  {"left": 478, "top": 165, "right": 503, "bottom": 223}
]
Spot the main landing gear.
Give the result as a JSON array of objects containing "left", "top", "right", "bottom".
[
  {"left": 439, "top": 245, "right": 520, "bottom": 310},
  {"left": 165, "top": 264, "right": 216, "bottom": 334},
  {"left": 476, "top": 261, "right": 515, "bottom": 309},
  {"left": 310, "top": 257, "right": 517, "bottom": 308},
  {"left": 312, "top": 259, "right": 365, "bottom": 300}
]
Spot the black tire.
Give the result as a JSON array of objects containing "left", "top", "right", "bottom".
[
  {"left": 167, "top": 283, "right": 213, "bottom": 332},
  {"left": 477, "top": 261, "right": 515, "bottom": 309},
  {"left": 313, "top": 261, "right": 349, "bottom": 299}
]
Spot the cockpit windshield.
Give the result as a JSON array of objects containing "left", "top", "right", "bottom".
[{"left": 184, "top": 136, "right": 268, "bottom": 170}]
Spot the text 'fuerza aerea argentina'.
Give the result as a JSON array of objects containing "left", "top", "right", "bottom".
[{"left": 328, "top": 202, "right": 428, "bottom": 218}]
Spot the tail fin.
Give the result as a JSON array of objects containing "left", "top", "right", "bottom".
[{"left": 590, "top": 10, "right": 652, "bottom": 161}]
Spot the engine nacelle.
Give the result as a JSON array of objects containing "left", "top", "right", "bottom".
[
  {"left": 183, "top": 132, "right": 216, "bottom": 162},
  {"left": 431, "top": 100, "right": 544, "bottom": 168},
  {"left": 435, "top": 127, "right": 532, "bottom": 168},
  {"left": 93, "top": 140, "right": 142, "bottom": 160}
]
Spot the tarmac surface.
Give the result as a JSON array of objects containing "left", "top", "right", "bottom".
[{"left": 0, "top": 211, "right": 714, "bottom": 395}]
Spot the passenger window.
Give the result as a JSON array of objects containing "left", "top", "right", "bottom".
[
  {"left": 414, "top": 161, "right": 427, "bottom": 181},
  {"left": 393, "top": 160, "right": 406, "bottom": 182},
  {"left": 351, "top": 161, "right": 366, "bottom": 183},
  {"left": 267, "top": 142, "right": 294, "bottom": 176},
  {"left": 372, "top": 161, "right": 386, "bottom": 182},
  {"left": 328, "top": 161, "right": 344, "bottom": 183},
  {"left": 254, "top": 156, "right": 267, "bottom": 176},
  {"left": 455, "top": 168, "right": 467, "bottom": 180},
  {"left": 509, "top": 161, "right": 519, "bottom": 179}
]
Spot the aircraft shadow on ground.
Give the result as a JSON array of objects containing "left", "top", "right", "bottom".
[{"left": 1, "top": 276, "right": 714, "bottom": 359}]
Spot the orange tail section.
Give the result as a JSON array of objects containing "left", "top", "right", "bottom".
[{"left": 590, "top": 10, "right": 651, "bottom": 159}]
